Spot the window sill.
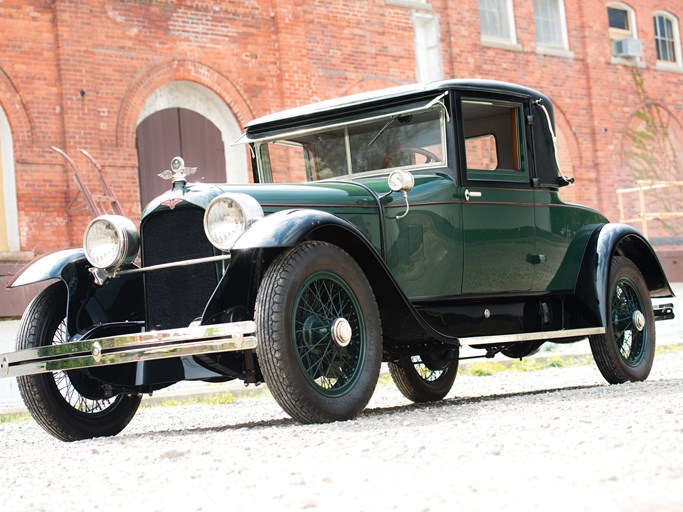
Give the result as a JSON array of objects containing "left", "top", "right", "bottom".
[
  {"left": 610, "top": 56, "right": 645, "bottom": 68},
  {"left": 481, "top": 38, "right": 523, "bottom": 52},
  {"left": 536, "top": 46, "right": 574, "bottom": 59},
  {"left": 655, "top": 62, "right": 683, "bottom": 73},
  {"left": 0, "top": 251, "right": 34, "bottom": 263},
  {"left": 384, "top": 0, "right": 432, "bottom": 11}
]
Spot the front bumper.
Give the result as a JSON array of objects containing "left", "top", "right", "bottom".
[{"left": 1, "top": 321, "right": 257, "bottom": 378}]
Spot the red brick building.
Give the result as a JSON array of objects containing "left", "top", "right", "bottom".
[{"left": 0, "top": 0, "right": 682, "bottom": 312}]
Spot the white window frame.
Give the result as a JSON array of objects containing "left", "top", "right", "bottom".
[
  {"left": 607, "top": 2, "right": 638, "bottom": 41},
  {"left": 414, "top": 11, "right": 444, "bottom": 82},
  {"left": 534, "top": 0, "right": 572, "bottom": 57},
  {"left": 479, "top": 0, "right": 520, "bottom": 50},
  {"left": 653, "top": 11, "right": 682, "bottom": 70}
]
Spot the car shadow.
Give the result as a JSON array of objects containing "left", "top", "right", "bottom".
[{"left": 127, "top": 383, "right": 609, "bottom": 439}]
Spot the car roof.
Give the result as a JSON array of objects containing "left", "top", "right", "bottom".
[{"left": 243, "top": 79, "right": 549, "bottom": 136}]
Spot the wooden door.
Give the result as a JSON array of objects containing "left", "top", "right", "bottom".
[{"left": 136, "top": 108, "right": 226, "bottom": 206}]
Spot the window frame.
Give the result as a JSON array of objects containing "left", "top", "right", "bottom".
[
  {"left": 533, "top": 0, "right": 570, "bottom": 52},
  {"left": 478, "top": 0, "right": 519, "bottom": 47},
  {"left": 413, "top": 11, "right": 444, "bottom": 82},
  {"left": 653, "top": 11, "right": 682, "bottom": 68},
  {"left": 461, "top": 98, "right": 529, "bottom": 185},
  {"left": 254, "top": 103, "right": 449, "bottom": 184},
  {"left": 607, "top": 2, "right": 637, "bottom": 41}
]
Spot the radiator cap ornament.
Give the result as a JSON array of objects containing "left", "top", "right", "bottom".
[{"left": 158, "top": 156, "right": 197, "bottom": 184}]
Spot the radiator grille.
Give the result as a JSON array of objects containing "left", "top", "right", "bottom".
[{"left": 141, "top": 207, "right": 218, "bottom": 330}]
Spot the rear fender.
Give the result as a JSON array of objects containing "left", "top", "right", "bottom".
[
  {"left": 8, "top": 249, "right": 144, "bottom": 337},
  {"left": 575, "top": 223, "right": 674, "bottom": 327}
]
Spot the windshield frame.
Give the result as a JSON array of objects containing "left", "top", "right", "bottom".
[{"left": 252, "top": 94, "right": 449, "bottom": 184}]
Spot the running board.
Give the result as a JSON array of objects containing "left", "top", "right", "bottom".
[
  {"left": 1, "top": 321, "right": 257, "bottom": 379},
  {"left": 459, "top": 327, "right": 606, "bottom": 346}
]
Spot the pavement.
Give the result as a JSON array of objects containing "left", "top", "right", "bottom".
[{"left": 1, "top": 283, "right": 681, "bottom": 414}]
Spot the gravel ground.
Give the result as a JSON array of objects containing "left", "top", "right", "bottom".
[{"left": 2, "top": 349, "right": 682, "bottom": 512}]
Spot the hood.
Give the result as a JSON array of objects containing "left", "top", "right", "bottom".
[{"left": 141, "top": 180, "right": 380, "bottom": 219}]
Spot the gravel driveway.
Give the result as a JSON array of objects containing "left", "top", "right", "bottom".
[{"left": 2, "top": 349, "right": 682, "bottom": 512}]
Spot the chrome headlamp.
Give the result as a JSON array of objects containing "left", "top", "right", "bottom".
[
  {"left": 203, "top": 193, "right": 264, "bottom": 251},
  {"left": 83, "top": 215, "right": 140, "bottom": 270}
]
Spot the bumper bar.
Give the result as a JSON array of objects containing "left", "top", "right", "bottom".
[
  {"left": 654, "top": 303, "right": 675, "bottom": 321},
  {"left": 1, "top": 321, "right": 257, "bottom": 378}
]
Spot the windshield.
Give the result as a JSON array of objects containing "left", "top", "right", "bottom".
[{"left": 255, "top": 106, "right": 447, "bottom": 183}]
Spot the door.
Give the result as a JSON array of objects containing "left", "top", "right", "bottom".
[
  {"left": 136, "top": 108, "right": 226, "bottom": 206},
  {"left": 459, "top": 97, "right": 535, "bottom": 294}
]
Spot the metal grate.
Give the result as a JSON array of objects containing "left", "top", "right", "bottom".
[{"left": 141, "top": 207, "right": 218, "bottom": 330}]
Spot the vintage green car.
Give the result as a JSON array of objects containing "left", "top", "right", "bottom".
[{"left": 2, "top": 79, "right": 675, "bottom": 441}]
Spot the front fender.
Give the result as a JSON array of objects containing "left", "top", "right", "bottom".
[
  {"left": 232, "top": 208, "right": 371, "bottom": 250},
  {"left": 8, "top": 249, "right": 86, "bottom": 289},
  {"left": 203, "top": 208, "right": 459, "bottom": 345},
  {"left": 575, "top": 223, "right": 674, "bottom": 327},
  {"left": 8, "top": 249, "right": 144, "bottom": 337}
]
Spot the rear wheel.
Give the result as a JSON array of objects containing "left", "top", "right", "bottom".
[
  {"left": 16, "top": 283, "right": 141, "bottom": 441},
  {"left": 255, "top": 242, "right": 382, "bottom": 423},
  {"left": 389, "top": 347, "right": 458, "bottom": 402},
  {"left": 589, "top": 257, "right": 655, "bottom": 384}
]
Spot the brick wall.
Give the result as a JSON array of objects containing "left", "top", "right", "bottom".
[{"left": 0, "top": 0, "right": 681, "bottom": 256}]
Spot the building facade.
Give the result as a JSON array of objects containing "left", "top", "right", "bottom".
[{"left": 0, "top": 0, "right": 682, "bottom": 312}]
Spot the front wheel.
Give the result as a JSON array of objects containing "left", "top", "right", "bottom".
[
  {"left": 16, "top": 283, "right": 141, "bottom": 441},
  {"left": 255, "top": 242, "right": 382, "bottom": 423},
  {"left": 589, "top": 256, "right": 655, "bottom": 384},
  {"left": 389, "top": 347, "right": 459, "bottom": 403}
]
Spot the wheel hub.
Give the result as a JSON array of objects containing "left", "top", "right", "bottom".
[
  {"left": 632, "top": 310, "right": 646, "bottom": 332},
  {"left": 331, "top": 318, "right": 352, "bottom": 347}
]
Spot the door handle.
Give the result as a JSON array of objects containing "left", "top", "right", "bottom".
[{"left": 465, "top": 189, "right": 482, "bottom": 201}]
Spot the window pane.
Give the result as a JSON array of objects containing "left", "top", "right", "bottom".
[
  {"left": 654, "top": 15, "right": 677, "bottom": 63},
  {"left": 534, "top": 0, "right": 563, "bottom": 47},
  {"left": 260, "top": 107, "right": 446, "bottom": 183},
  {"left": 479, "top": 0, "right": 511, "bottom": 40},
  {"left": 466, "top": 135, "right": 498, "bottom": 170},
  {"left": 463, "top": 100, "right": 524, "bottom": 175},
  {"left": 608, "top": 7, "right": 629, "bottom": 30}
]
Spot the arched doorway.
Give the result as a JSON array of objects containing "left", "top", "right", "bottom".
[
  {"left": 136, "top": 81, "right": 247, "bottom": 206},
  {"left": 0, "top": 106, "right": 19, "bottom": 253},
  {"left": 137, "top": 108, "right": 226, "bottom": 205}
]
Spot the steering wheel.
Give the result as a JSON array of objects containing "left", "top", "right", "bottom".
[{"left": 381, "top": 147, "right": 439, "bottom": 168}]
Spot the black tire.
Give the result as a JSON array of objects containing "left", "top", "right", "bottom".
[
  {"left": 388, "top": 347, "right": 458, "bottom": 402},
  {"left": 589, "top": 256, "right": 655, "bottom": 384},
  {"left": 16, "top": 283, "right": 141, "bottom": 441},
  {"left": 255, "top": 241, "right": 382, "bottom": 423}
]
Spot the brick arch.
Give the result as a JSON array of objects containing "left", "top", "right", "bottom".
[
  {"left": 551, "top": 104, "right": 582, "bottom": 204},
  {"left": 0, "top": 67, "right": 33, "bottom": 146},
  {"left": 116, "top": 59, "right": 255, "bottom": 149},
  {"left": 621, "top": 102, "right": 683, "bottom": 182},
  {"left": 620, "top": 102, "right": 683, "bottom": 239}
]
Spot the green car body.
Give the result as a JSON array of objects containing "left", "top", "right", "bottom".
[{"left": 3, "top": 80, "right": 676, "bottom": 439}]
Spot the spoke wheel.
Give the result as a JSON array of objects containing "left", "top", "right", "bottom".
[
  {"left": 16, "top": 283, "right": 141, "bottom": 441},
  {"left": 389, "top": 348, "right": 458, "bottom": 403},
  {"left": 589, "top": 256, "right": 655, "bottom": 384},
  {"left": 256, "top": 242, "right": 382, "bottom": 423},
  {"left": 293, "top": 272, "right": 366, "bottom": 397}
]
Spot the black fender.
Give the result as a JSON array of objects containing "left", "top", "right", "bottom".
[
  {"left": 8, "top": 249, "right": 144, "bottom": 337},
  {"left": 575, "top": 223, "right": 674, "bottom": 327},
  {"left": 202, "top": 209, "right": 459, "bottom": 345}
]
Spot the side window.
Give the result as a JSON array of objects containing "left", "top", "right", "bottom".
[{"left": 462, "top": 99, "right": 527, "bottom": 183}]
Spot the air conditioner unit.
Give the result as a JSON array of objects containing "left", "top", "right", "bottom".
[{"left": 612, "top": 38, "right": 642, "bottom": 58}]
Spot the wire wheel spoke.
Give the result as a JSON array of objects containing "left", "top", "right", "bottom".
[
  {"left": 410, "top": 355, "right": 443, "bottom": 382},
  {"left": 611, "top": 278, "right": 646, "bottom": 365},
  {"left": 51, "top": 319, "right": 116, "bottom": 415},
  {"left": 293, "top": 273, "right": 365, "bottom": 396}
]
